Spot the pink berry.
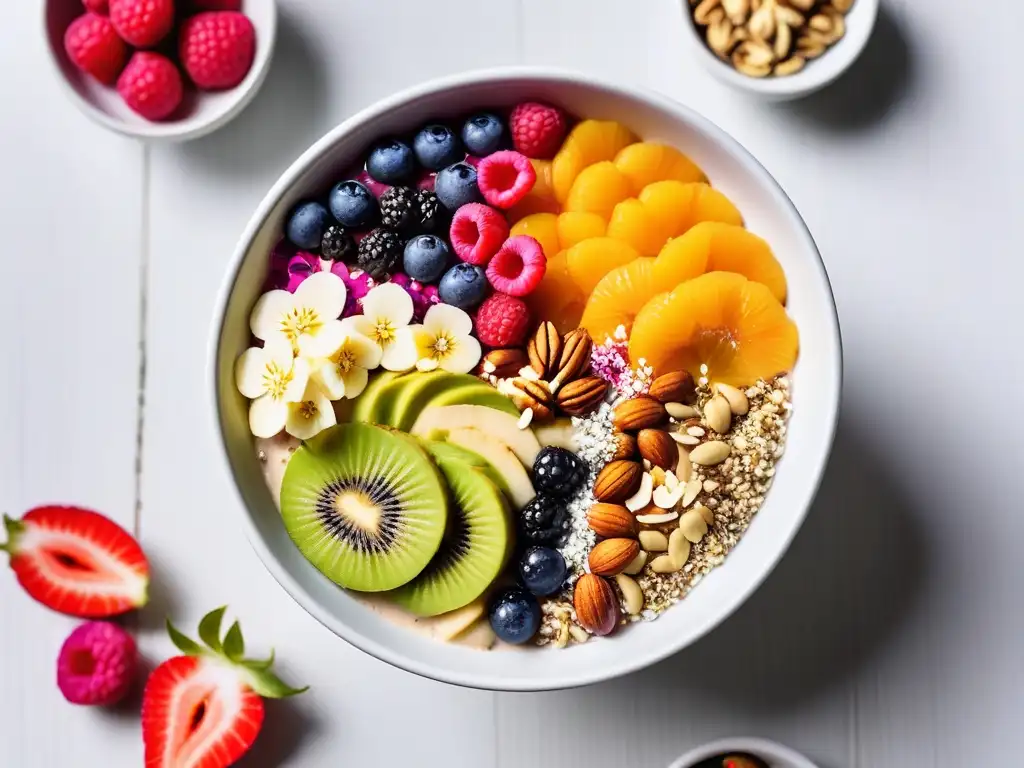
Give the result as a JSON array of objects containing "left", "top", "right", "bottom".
[
  {"left": 57, "top": 621, "right": 137, "bottom": 706},
  {"left": 179, "top": 11, "right": 256, "bottom": 90},
  {"left": 117, "top": 52, "right": 183, "bottom": 121},
  {"left": 474, "top": 293, "right": 531, "bottom": 348},
  {"left": 356, "top": 169, "right": 391, "bottom": 199},
  {"left": 486, "top": 236, "right": 546, "bottom": 297},
  {"left": 415, "top": 169, "right": 436, "bottom": 192},
  {"left": 64, "top": 13, "right": 127, "bottom": 85},
  {"left": 476, "top": 151, "right": 537, "bottom": 209},
  {"left": 83, "top": 0, "right": 110, "bottom": 14},
  {"left": 108, "top": 0, "right": 174, "bottom": 48},
  {"left": 449, "top": 203, "right": 509, "bottom": 266},
  {"left": 190, "top": 0, "right": 241, "bottom": 9},
  {"left": 509, "top": 102, "right": 568, "bottom": 159}
]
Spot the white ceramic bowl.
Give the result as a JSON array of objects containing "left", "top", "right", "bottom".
[
  {"left": 209, "top": 68, "right": 842, "bottom": 691},
  {"left": 680, "top": 0, "right": 879, "bottom": 100},
  {"left": 43, "top": 0, "right": 277, "bottom": 142},
  {"left": 669, "top": 737, "right": 819, "bottom": 768}
]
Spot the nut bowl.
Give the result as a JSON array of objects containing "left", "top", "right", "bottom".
[{"left": 209, "top": 68, "right": 841, "bottom": 691}]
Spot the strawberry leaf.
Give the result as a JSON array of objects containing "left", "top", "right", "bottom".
[
  {"left": 241, "top": 649, "right": 275, "bottom": 671},
  {"left": 246, "top": 667, "right": 309, "bottom": 699},
  {"left": 166, "top": 619, "right": 204, "bottom": 656},
  {"left": 198, "top": 606, "right": 227, "bottom": 653},
  {"left": 223, "top": 620, "right": 245, "bottom": 662},
  {"left": 0, "top": 514, "right": 24, "bottom": 553}
]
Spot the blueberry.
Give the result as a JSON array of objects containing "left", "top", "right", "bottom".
[
  {"left": 434, "top": 163, "right": 483, "bottom": 210},
  {"left": 329, "top": 180, "right": 378, "bottom": 228},
  {"left": 461, "top": 113, "right": 507, "bottom": 156},
  {"left": 366, "top": 138, "right": 416, "bottom": 184},
  {"left": 285, "top": 201, "right": 331, "bottom": 250},
  {"left": 438, "top": 263, "right": 489, "bottom": 309},
  {"left": 403, "top": 234, "right": 450, "bottom": 283},
  {"left": 488, "top": 589, "right": 541, "bottom": 645},
  {"left": 518, "top": 547, "right": 567, "bottom": 597},
  {"left": 413, "top": 124, "right": 462, "bottom": 171}
]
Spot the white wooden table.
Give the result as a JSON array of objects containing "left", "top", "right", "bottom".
[{"left": 3, "top": 1, "right": 1022, "bottom": 765}]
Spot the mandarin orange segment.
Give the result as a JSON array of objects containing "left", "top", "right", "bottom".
[
  {"left": 565, "top": 237, "right": 640, "bottom": 295},
  {"left": 557, "top": 211, "right": 607, "bottom": 250},
  {"left": 580, "top": 257, "right": 661, "bottom": 342},
  {"left": 525, "top": 250, "right": 587, "bottom": 337},
  {"left": 628, "top": 272, "right": 798, "bottom": 386},
  {"left": 606, "top": 198, "right": 675, "bottom": 256},
  {"left": 510, "top": 213, "right": 561, "bottom": 260},
  {"left": 653, "top": 221, "right": 787, "bottom": 303},
  {"left": 613, "top": 142, "right": 708, "bottom": 194},
  {"left": 508, "top": 159, "right": 558, "bottom": 221},
  {"left": 639, "top": 181, "right": 744, "bottom": 240},
  {"left": 564, "top": 161, "right": 633, "bottom": 220},
  {"left": 552, "top": 120, "right": 638, "bottom": 203}
]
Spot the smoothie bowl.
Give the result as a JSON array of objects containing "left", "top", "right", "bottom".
[{"left": 210, "top": 69, "right": 841, "bottom": 691}]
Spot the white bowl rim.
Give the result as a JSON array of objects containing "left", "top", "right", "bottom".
[
  {"left": 678, "top": 0, "right": 880, "bottom": 98},
  {"left": 209, "top": 65, "right": 843, "bottom": 691},
  {"left": 41, "top": 0, "right": 278, "bottom": 142},
  {"left": 668, "top": 736, "right": 820, "bottom": 768}
]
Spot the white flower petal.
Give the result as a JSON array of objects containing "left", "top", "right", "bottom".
[
  {"left": 235, "top": 347, "right": 272, "bottom": 399},
  {"left": 362, "top": 283, "right": 413, "bottom": 327},
  {"left": 249, "top": 290, "right": 294, "bottom": 341},
  {"left": 294, "top": 271, "right": 347, "bottom": 320},
  {"left": 263, "top": 336, "right": 296, "bottom": 368},
  {"left": 440, "top": 334, "right": 482, "bottom": 374},
  {"left": 346, "top": 332, "right": 383, "bottom": 369},
  {"left": 381, "top": 326, "right": 419, "bottom": 371},
  {"left": 342, "top": 315, "right": 377, "bottom": 343},
  {"left": 249, "top": 395, "right": 288, "bottom": 438},
  {"left": 283, "top": 358, "right": 311, "bottom": 402},
  {"left": 423, "top": 303, "right": 473, "bottom": 337},
  {"left": 286, "top": 385, "right": 337, "bottom": 440},
  {"left": 341, "top": 366, "right": 369, "bottom": 398},
  {"left": 298, "top": 319, "right": 347, "bottom": 359},
  {"left": 312, "top": 359, "right": 346, "bottom": 400},
  {"left": 416, "top": 358, "right": 440, "bottom": 372}
]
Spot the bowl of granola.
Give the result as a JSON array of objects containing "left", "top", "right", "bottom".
[{"left": 210, "top": 67, "right": 841, "bottom": 690}]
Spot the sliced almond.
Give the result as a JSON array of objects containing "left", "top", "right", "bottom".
[
  {"left": 693, "top": 0, "right": 723, "bottom": 25},
  {"left": 774, "top": 56, "right": 805, "bottom": 75},
  {"left": 615, "top": 573, "right": 645, "bottom": 615},
  {"left": 663, "top": 469, "right": 680, "bottom": 492},
  {"left": 747, "top": 0, "right": 775, "bottom": 40},
  {"left": 774, "top": 5, "right": 805, "bottom": 27},
  {"left": 666, "top": 403, "right": 700, "bottom": 420},
  {"left": 714, "top": 382, "right": 749, "bottom": 415},
  {"left": 624, "top": 472, "right": 654, "bottom": 512},
  {"left": 773, "top": 17, "right": 792, "bottom": 60},
  {"left": 707, "top": 16, "right": 736, "bottom": 57},
  {"left": 668, "top": 528, "right": 692, "bottom": 569},
  {"left": 832, "top": 0, "right": 854, "bottom": 11},
  {"left": 623, "top": 550, "right": 648, "bottom": 575},
  {"left": 682, "top": 477, "right": 703, "bottom": 508},
  {"left": 690, "top": 440, "right": 731, "bottom": 466},
  {"left": 695, "top": 503, "right": 715, "bottom": 525},
  {"left": 636, "top": 511, "right": 679, "bottom": 525},
  {"left": 670, "top": 432, "right": 701, "bottom": 446},
  {"left": 569, "top": 625, "right": 590, "bottom": 643},
  {"left": 675, "top": 446, "right": 693, "bottom": 482},
  {"left": 722, "top": 0, "right": 750, "bottom": 24},
  {"left": 652, "top": 483, "right": 684, "bottom": 510},
  {"left": 639, "top": 530, "right": 669, "bottom": 552},
  {"left": 679, "top": 509, "right": 710, "bottom": 542},
  {"left": 809, "top": 13, "right": 833, "bottom": 33},
  {"left": 650, "top": 554, "right": 681, "bottom": 574},
  {"left": 517, "top": 408, "right": 534, "bottom": 430},
  {"left": 703, "top": 394, "right": 732, "bottom": 434}
]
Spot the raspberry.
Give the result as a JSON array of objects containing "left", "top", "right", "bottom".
[
  {"left": 179, "top": 11, "right": 256, "bottom": 90},
  {"left": 449, "top": 203, "right": 508, "bottom": 266},
  {"left": 108, "top": 0, "right": 174, "bottom": 48},
  {"left": 64, "top": 13, "right": 127, "bottom": 85},
  {"left": 117, "top": 52, "right": 183, "bottom": 121},
  {"left": 83, "top": 0, "right": 110, "bottom": 13},
  {"left": 509, "top": 102, "right": 568, "bottom": 159},
  {"left": 474, "top": 293, "right": 530, "bottom": 348},
  {"left": 57, "top": 621, "right": 137, "bottom": 706},
  {"left": 189, "top": 0, "right": 242, "bottom": 9},
  {"left": 486, "top": 236, "right": 546, "bottom": 297},
  {"left": 476, "top": 151, "right": 537, "bottom": 210}
]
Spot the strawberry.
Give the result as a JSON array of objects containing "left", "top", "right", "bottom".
[
  {"left": 143, "top": 607, "right": 306, "bottom": 768},
  {"left": 109, "top": 0, "right": 174, "bottom": 48},
  {"left": 64, "top": 12, "right": 128, "bottom": 85},
  {"left": 1, "top": 505, "right": 149, "bottom": 618},
  {"left": 179, "top": 11, "right": 256, "bottom": 90},
  {"left": 509, "top": 102, "right": 567, "bottom": 159}
]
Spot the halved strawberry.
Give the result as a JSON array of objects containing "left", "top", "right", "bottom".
[
  {"left": 143, "top": 607, "right": 307, "bottom": 768},
  {"left": 1, "top": 505, "right": 149, "bottom": 617}
]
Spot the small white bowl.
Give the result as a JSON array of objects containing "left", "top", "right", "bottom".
[
  {"left": 43, "top": 0, "right": 277, "bottom": 142},
  {"left": 209, "top": 68, "right": 842, "bottom": 691},
  {"left": 669, "top": 737, "right": 819, "bottom": 768},
  {"left": 681, "top": 0, "right": 879, "bottom": 101}
]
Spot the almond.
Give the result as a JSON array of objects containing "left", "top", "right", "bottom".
[
  {"left": 689, "top": 440, "right": 731, "bottom": 466},
  {"left": 587, "top": 503, "right": 638, "bottom": 539},
  {"left": 475, "top": 348, "right": 528, "bottom": 380},
  {"left": 613, "top": 396, "right": 666, "bottom": 432},
  {"left": 556, "top": 376, "right": 608, "bottom": 416},
  {"left": 593, "top": 460, "right": 643, "bottom": 503},
  {"left": 648, "top": 370, "right": 696, "bottom": 404},
  {"left": 507, "top": 378, "right": 554, "bottom": 422},
  {"left": 527, "top": 321, "right": 562, "bottom": 378},
  {"left": 636, "top": 429, "right": 677, "bottom": 470},
  {"left": 588, "top": 538, "right": 640, "bottom": 576},
  {"left": 549, "top": 328, "right": 592, "bottom": 393},
  {"left": 573, "top": 573, "right": 619, "bottom": 636},
  {"left": 610, "top": 430, "right": 637, "bottom": 461}
]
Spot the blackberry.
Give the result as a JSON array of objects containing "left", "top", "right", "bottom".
[
  {"left": 532, "top": 448, "right": 587, "bottom": 497},
  {"left": 357, "top": 228, "right": 403, "bottom": 281},
  {"left": 379, "top": 186, "right": 417, "bottom": 232},
  {"left": 414, "top": 189, "right": 446, "bottom": 233},
  {"left": 519, "top": 494, "right": 571, "bottom": 546},
  {"left": 320, "top": 225, "right": 357, "bottom": 262}
]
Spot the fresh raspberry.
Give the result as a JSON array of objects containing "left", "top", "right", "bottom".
[
  {"left": 83, "top": 0, "right": 110, "bottom": 13},
  {"left": 189, "top": 0, "right": 241, "bottom": 9},
  {"left": 486, "top": 236, "right": 546, "bottom": 297},
  {"left": 476, "top": 151, "right": 537, "bottom": 210},
  {"left": 509, "top": 102, "right": 568, "bottom": 159},
  {"left": 117, "top": 52, "right": 183, "bottom": 121},
  {"left": 180, "top": 12, "right": 256, "bottom": 90},
  {"left": 449, "top": 202, "right": 509, "bottom": 266},
  {"left": 108, "top": 0, "right": 174, "bottom": 48},
  {"left": 57, "top": 621, "right": 138, "bottom": 706},
  {"left": 474, "top": 293, "right": 531, "bottom": 348},
  {"left": 64, "top": 13, "right": 127, "bottom": 85}
]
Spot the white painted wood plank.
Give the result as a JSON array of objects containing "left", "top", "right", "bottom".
[{"left": 0, "top": 2, "right": 144, "bottom": 765}]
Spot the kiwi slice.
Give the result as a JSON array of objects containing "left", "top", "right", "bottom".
[
  {"left": 352, "top": 370, "right": 407, "bottom": 423},
  {"left": 389, "top": 450, "right": 511, "bottom": 617},
  {"left": 279, "top": 423, "right": 448, "bottom": 592}
]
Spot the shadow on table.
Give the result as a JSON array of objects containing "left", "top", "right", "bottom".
[
  {"left": 237, "top": 680, "right": 326, "bottom": 768},
  {"left": 777, "top": 3, "right": 915, "bottom": 132},
  {"left": 632, "top": 401, "right": 932, "bottom": 712}
]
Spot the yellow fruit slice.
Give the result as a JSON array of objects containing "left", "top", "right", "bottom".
[
  {"left": 639, "top": 181, "right": 744, "bottom": 239},
  {"left": 565, "top": 237, "right": 640, "bottom": 295},
  {"left": 510, "top": 213, "right": 560, "bottom": 260},
  {"left": 564, "top": 162, "right": 633, "bottom": 220},
  {"left": 552, "top": 120, "right": 638, "bottom": 203},
  {"left": 580, "top": 257, "right": 660, "bottom": 342},
  {"left": 524, "top": 251, "right": 587, "bottom": 337},
  {"left": 557, "top": 212, "right": 607, "bottom": 251},
  {"left": 614, "top": 142, "right": 708, "bottom": 194}
]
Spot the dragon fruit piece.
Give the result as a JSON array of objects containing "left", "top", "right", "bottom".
[
  {"left": 355, "top": 169, "right": 391, "bottom": 199},
  {"left": 266, "top": 239, "right": 300, "bottom": 290},
  {"left": 285, "top": 252, "right": 320, "bottom": 292},
  {"left": 415, "top": 169, "right": 436, "bottom": 192},
  {"left": 331, "top": 263, "right": 375, "bottom": 317},
  {"left": 391, "top": 272, "right": 440, "bottom": 322}
]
